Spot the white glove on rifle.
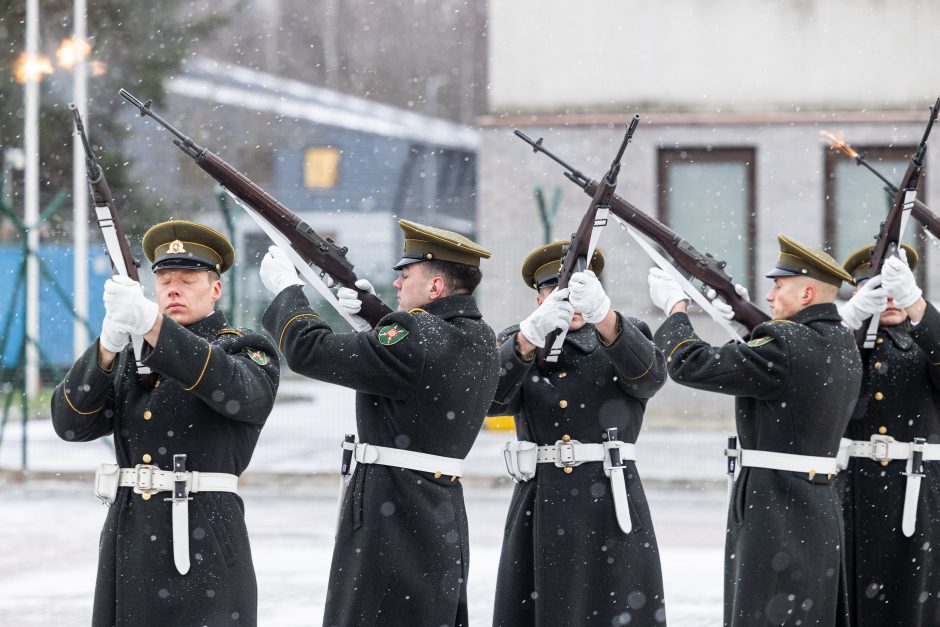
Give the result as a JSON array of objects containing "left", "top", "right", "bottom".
[
  {"left": 260, "top": 245, "right": 305, "bottom": 296},
  {"left": 647, "top": 267, "right": 689, "bottom": 316},
  {"left": 705, "top": 284, "right": 750, "bottom": 321},
  {"left": 568, "top": 270, "right": 611, "bottom": 324},
  {"left": 882, "top": 250, "right": 921, "bottom": 309},
  {"left": 336, "top": 279, "right": 375, "bottom": 326},
  {"left": 519, "top": 288, "right": 574, "bottom": 348},
  {"left": 837, "top": 275, "right": 887, "bottom": 330},
  {"left": 103, "top": 275, "right": 159, "bottom": 336},
  {"left": 99, "top": 314, "right": 131, "bottom": 353}
]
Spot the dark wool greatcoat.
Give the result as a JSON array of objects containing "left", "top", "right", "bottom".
[
  {"left": 262, "top": 287, "right": 498, "bottom": 627},
  {"left": 841, "top": 301, "right": 940, "bottom": 626},
  {"left": 654, "top": 304, "right": 862, "bottom": 627},
  {"left": 488, "top": 314, "right": 668, "bottom": 626},
  {"left": 51, "top": 311, "right": 280, "bottom": 626}
]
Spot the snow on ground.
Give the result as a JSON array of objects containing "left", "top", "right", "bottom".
[{"left": 0, "top": 377, "right": 727, "bottom": 625}]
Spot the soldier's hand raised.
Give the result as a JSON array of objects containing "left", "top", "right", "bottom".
[
  {"left": 569, "top": 270, "right": 610, "bottom": 324},
  {"left": 520, "top": 288, "right": 574, "bottom": 348},
  {"left": 882, "top": 251, "right": 922, "bottom": 309},
  {"left": 647, "top": 268, "right": 689, "bottom": 316},
  {"left": 260, "top": 246, "right": 305, "bottom": 296},
  {"left": 103, "top": 276, "right": 159, "bottom": 336},
  {"left": 837, "top": 275, "right": 886, "bottom": 330}
]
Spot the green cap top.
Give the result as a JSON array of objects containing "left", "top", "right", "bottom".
[
  {"left": 842, "top": 243, "right": 918, "bottom": 283},
  {"left": 765, "top": 234, "right": 853, "bottom": 287},
  {"left": 142, "top": 220, "right": 234, "bottom": 274},
  {"left": 393, "top": 219, "right": 491, "bottom": 270}
]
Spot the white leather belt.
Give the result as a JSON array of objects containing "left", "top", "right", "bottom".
[
  {"left": 502, "top": 438, "right": 636, "bottom": 534},
  {"left": 841, "top": 434, "right": 939, "bottom": 537},
  {"left": 727, "top": 448, "right": 840, "bottom": 476},
  {"left": 344, "top": 441, "right": 465, "bottom": 478},
  {"left": 94, "top": 461, "right": 238, "bottom": 576}
]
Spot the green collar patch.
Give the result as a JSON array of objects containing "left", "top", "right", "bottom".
[
  {"left": 378, "top": 323, "right": 409, "bottom": 346},
  {"left": 747, "top": 337, "right": 774, "bottom": 348},
  {"left": 244, "top": 348, "right": 270, "bottom": 365}
]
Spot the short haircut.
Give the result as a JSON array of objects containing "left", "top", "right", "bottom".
[{"left": 421, "top": 260, "right": 482, "bottom": 295}]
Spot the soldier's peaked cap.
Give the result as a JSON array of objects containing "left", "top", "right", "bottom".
[
  {"left": 765, "top": 234, "right": 853, "bottom": 287},
  {"left": 842, "top": 242, "right": 918, "bottom": 283},
  {"left": 393, "top": 219, "right": 491, "bottom": 270},
  {"left": 142, "top": 220, "right": 235, "bottom": 274},
  {"left": 521, "top": 241, "right": 605, "bottom": 290}
]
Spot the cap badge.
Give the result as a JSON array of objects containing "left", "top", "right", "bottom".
[{"left": 167, "top": 240, "right": 187, "bottom": 254}]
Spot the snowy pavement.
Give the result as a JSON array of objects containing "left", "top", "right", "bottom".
[{"left": 0, "top": 377, "right": 729, "bottom": 625}]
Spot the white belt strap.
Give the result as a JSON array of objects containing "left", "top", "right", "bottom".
[
  {"left": 351, "top": 442, "right": 465, "bottom": 478},
  {"left": 94, "top": 460, "right": 238, "bottom": 576},
  {"left": 729, "top": 448, "right": 840, "bottom": 476},
  {"left": 501, "top": 438, "right": 637, "bottom": 534},
  {"left": 843, "top": 434, "right": 938, "bottom": 537}
]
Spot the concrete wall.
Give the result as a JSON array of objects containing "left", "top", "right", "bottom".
[{"left": 489, "top": 0, "right": 940, "bottom": 114}]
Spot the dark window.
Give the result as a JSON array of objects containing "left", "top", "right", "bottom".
[{"left": 658, "top": 147, "right": 757, "bottom": 293}]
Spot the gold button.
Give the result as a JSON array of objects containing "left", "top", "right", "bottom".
[
  {"left": 450, "top": 476, "right": 458, "bottom": 482},
  {"left": 562, "top": 434, "right": 571, "bottom": 442},
  {"left": 808, "top": 470, "right": 816, "bottom": 479},
  {"left": 142, "top": 453, "right": 152, "bottom": 463},
  {"left": 563, "top": 466, "right": 573, "bottom": 474},
  {"left": 143, "top": 410, "right": 152, "bottom": 421},
  {"left": 881, "top": 459, "right": 890, "bottom": 467},
  {"left": 827, "top": 473, "right": 833, "bottom": 480},
  {"left": 874, "top": 392, "right": 884, "bottom": 401},
  {"left": 141, "top": 493, "right": 152, "bottom": 501},
  {"left": 154, "top": 379, "right": 161, "bottom": 388},
  {"left": 878, "top": 426, "right": 887, "bottom": 435},
  {"left": 559, "top": 400, "right": 568, "bottom": 409},
  {"left": 874, "top": 362, "right": 882, "bottom": 370},
  {"left": 559, "top": 372, "right": 567, "bottom": 378},
  {"left": 434, "top": 472, "right": 442, "bottom": 478},
  {"left": 876, "top": 337, "right": 884, "bottom": 345}
]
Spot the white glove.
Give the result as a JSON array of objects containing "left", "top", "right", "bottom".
[
  {"left": 568, "top": 270, "right": 610, "bottom": 324},
  {"left": 260, "top": 245, "right": 304, "bottom": 296},
  {"left": 705, "top": 284, "right": 750, "bottom": 321},
  {"left": 837, "top": 275, "right": 887, "bottom": 330},
  {"left": 519, "top": 288, "right": 574, "bottom": 348},
  {"left": 882, "top": 250, "right": 921, "bottom": 309},
  {"left": 103, "top": 275, "right": 159, "bottom": 336},
  {"left": 647, "top": 267, "right": 689, "bottom": 316},
  {"left": 336, "top": 279, "right": 375, "bottom": 321},
  {"left": 99, "top": 314, "right": 131, "bottom": 353}
]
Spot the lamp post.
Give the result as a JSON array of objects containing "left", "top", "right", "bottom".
[
  {"left": 71, "top": 0, "right": 90, "bottom": 359},
  {"left": 23, "top": 0, "right": 43, "bottom": 399}
]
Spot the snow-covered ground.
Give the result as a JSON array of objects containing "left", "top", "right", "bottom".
[{"left": 0, "top": 377, "right": 728, "bottom": 625}]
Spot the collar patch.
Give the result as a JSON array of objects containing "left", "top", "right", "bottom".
[
  {"left": 244, "top": 348, "right": 269, "bottom": 365},
  {"left": 747, "top": 337, "right": 774, "bottom": 348}
]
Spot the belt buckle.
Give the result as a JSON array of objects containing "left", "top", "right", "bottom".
[
  {"left": 133, "top": 464, "right": 158, "bottom": 496},
  {"left": 554, "top": 439, "right": 581, "bottom": 468},
  {"left": 869, "top": 434, "right": 895, "bottom": 462}
]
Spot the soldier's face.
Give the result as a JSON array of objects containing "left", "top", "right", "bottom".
[
  {"left": 765, "top": 277, "right": 805, "bottom": 319},
  {"left": 393, "top": 264, "right": 443, "bottom": 310},
  {"left": 537, "top": 287, "right": 585, "bottom": 331},
  {"left": 155, "top": 269, "right": 222, "bottom": 325}
]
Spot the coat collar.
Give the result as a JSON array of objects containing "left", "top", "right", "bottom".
[
  {"left": 415, "top": 294, "right": 482, "bottom": 321},
  {"left": 882, "top": 324, "right": 914, "bottom": 350},
  {"left": 786, "top": 302, "right": 842, "bottom": 326},
  {"left": 563, "top": 322, "right": 599, "bottom": 354},
  {"left": 184, "top": 309, "right": 228, "bottom": 338}
]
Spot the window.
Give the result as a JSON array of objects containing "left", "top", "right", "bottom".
[
  {"left": 304, "top": 147, "right": 341, "bottom": 189},
  {"left": 824, "top": 145, "right": 926, "bottom": 287},
  {"left": 658, "top": 147, "right": 756, "bottom": 292}
]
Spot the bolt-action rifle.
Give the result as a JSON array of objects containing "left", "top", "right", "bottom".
[
  {"left": 70, "top": 103, "right": 151, "bottom": 374},
  {"left": 119, "top": 89, "right": 393, "bottom": 329},
  {"left": 515, "top": 129, "right": 769, "bottom": 331},
  {"left": 856, "top": 96, "right": 940, "bottom": 348}
]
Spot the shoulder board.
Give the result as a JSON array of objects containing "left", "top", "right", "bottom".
[
  {"left": 768, "top": 319, "right": 799, "bottom": 325},
  {"left": 217, "top": 328, "right": 243, "bottom": 337},
  {"left": 408, "top": 307, "right": 429, "bottom": 315}
]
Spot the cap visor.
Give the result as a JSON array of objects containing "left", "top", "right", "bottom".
[
  {"left": 392, "top": 257, "right": 424, "bottom": 271},
  {"left": 765, "top": 266, "right": 803, "bottom": 279}
]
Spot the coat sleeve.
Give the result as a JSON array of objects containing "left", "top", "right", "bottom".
[
  {"left": 261, "top": 285, "right": 426, "bottom": 400},
  {"left": 653, "top": 312, "right": 791, "bottom": 400},
  {"left": 142, "top": 316, "right": 280, "bottom": 425},
  {"left": 908, "top": 300, "right": 940, "bottom": 391},
  {"left": 599, "top": 313, "right": 667, "bottom": 400},
  {"left": 488, "top": 326, "right": 533, "bottom": 416},
  {"left": 50, "top": 339, "right": 118, "bottom": 442}
]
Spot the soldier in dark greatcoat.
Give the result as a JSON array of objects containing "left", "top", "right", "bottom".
[
  {"left": 836, "top": 243, "right": 940, "bottom": 626},
  {"left": 488, "top": 242, "right": 668, "bottom": 626},
  {"left": 648, "top": 234, "right": 863, "bottom": 626},
  {"left": 258, "top": 219, "right": 499, "bottom": 627},
  {"left": 51, "top": 221, "right": 280, "bottom": 626}
]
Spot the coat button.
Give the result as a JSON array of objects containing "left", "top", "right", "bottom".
[
  {"left": 434, "top": 472, "right": 442, "bottom": 478},
  {"left": 808, "top": 470, "right": 816, "bottom": 479},
  {"left": 143, "top": 410, "right": 152, "bottom": 421},
  {"left": 874, "top": 392, "right": 884, "bottom": 401},
  {"left": 142, "top": 453, "right": 152, "bottom": 463},
  {"left": 881, "top": 459, "right": 890, "bottom": 467},
  {"left": 559, "top": 400, "right": 568, "bottom": 409},
  {"left": 141, "top": 493, "right": 152, "bottom": 500},
  {"left": 876, "top": 337, "right": 884, "bottom": 345},
  {"left": 562, "top": 434, "right": 571, "bottom": 442},
  {"left": 878, "top": 426, "right": 887, "bottom": 435},
  {"left": 563, "top": 467, "right": 573, "bottom": 474},
  {"left": 874, "top": 362, "right": 882, "bottom": 370},
  {"left": 558, "top": 372, "right": 567, "bottom": 378}
]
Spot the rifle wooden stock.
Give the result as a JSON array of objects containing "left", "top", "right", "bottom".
[{"left": 583, "top": 179, "right": 771, "bottom": 331}]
